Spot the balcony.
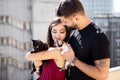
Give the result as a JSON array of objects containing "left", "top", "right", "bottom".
[{"left": 108, "top": 66, "right": 120, "bottom": 80}]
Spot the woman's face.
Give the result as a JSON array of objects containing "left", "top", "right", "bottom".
[{"left": 51, "top": 24, "right": 66, "bottom": 42}]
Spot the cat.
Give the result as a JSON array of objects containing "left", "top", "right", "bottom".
[
  {"left": 55, "top": 40, "right": 70, "bottom": 70},
  {"left": 31, "top": 39, "right": 48, "bottom": 53},
  {"left": 30, "top": 39, "right": 48, "bottom": 80}
]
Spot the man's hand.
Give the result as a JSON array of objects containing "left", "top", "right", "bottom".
[{"left": 62, "top": 44, "right": 75, "bottom": 62}]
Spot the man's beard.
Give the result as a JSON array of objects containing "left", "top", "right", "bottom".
[
  {"left": 69, "top": 27, "right": 75, "bottom": 30},
  {"left": 67, "top": 23, "right": 78, "bottom": 30},
  {"left": 72, "top": 23, "right": 78, "bottom": 29}
]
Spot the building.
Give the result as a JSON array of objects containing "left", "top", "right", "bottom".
[
  {"left": 31, "top": 0, "right": 59, "bottom": 41},
  {"left": 81, "top": 0, "right": 114, "bottom": 17},
  {"left": 80, "top": 0, "right": 120, "bottom": 67},
  {"left": 0, "top": 0, "right": 32, "bottom": 80},
  {"left": 93, "top": 14, "right": 120, "bottom": 67}
]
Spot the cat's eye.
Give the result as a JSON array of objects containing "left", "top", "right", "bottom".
[{"left": 36, "top": 46, "right": 39, "bottom": 48}]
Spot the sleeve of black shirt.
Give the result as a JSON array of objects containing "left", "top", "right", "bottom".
[{"left": 91, "top": 33, "right": 110, "bottom": 60}]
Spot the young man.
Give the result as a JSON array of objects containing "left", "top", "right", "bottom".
[{"left": 56, "top": 0, "right": 110, "bottom": 80}]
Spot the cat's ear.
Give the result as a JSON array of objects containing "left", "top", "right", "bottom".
[
  {"left": 38, "top": 39, "right": 43, "bottom": 43},
  {"left": 38, "top": 39, "right": 41, "bottom": 42},
  {"left": 31, "top": 39, "right": 34, "bottom": 42}
]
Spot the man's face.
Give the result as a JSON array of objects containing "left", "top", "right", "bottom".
[{"left": 60, "top": 16, "right": 78, "bottom": 29}]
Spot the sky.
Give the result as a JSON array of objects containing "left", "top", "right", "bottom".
[{"left": 114, "top": 0, "right": 120, "bottom": 12}]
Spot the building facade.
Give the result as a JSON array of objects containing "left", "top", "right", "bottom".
[
  {"left": 31, "top": 0, "right": 59, "bottom": 41},
  {"left": 81, "top": 0, "right": 114, "bottom": 17},
  {"left": 0, "top": 0, "right": 32, "bottom": 80},
  {"left": 93, "top": 15, "right": 120, "bottom": 67},
  {"left": 80, "top": 0, "right": 120, "bottom": 67}
]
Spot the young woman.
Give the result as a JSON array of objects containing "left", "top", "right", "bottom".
[{"left": 25, "top": 18, "right": 71, "bottom": 80}]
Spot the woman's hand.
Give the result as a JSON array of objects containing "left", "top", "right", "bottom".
[{"left": 34, "top": 60, "right": 43, "bottom": 67}]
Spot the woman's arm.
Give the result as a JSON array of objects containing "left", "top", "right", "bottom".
[
  {"left": 25, "top": 48, "right": 62, "bottom": 61},
  {"left": 25, "top": 48, "right": 66, "bottom": 68}
]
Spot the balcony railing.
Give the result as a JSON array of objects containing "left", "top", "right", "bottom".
[{"left": 108, "top": 66, "right": 120, "bottom": 80}]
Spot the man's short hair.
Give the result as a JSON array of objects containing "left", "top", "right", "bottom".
[{"left": 56, "top": 0, "right": 85, "bottom": 17}]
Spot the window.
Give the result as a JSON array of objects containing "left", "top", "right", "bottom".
[
  {"left": 6, "top": 37, "right": 9, "bottom": 44},
  {"left": 13, "top": 59, "right": 17, "bottom": 67},
  {"left": 6, "top": 16, "right": 9, "bottom": 23},
  {"left": 0, "top": 16, "right": 5, "bottom": 23},
  {"left": 115, "top": 31, "right": 120, "bottom": 37},
  {"left": 12, "top": 39, "right": 16, "bottom": 47},
  {"left": 0, "top": 57, "right": 1, "bottom": 66},
  {"left": 4, "top": 57, "right": 7, "bottom": 65},
  {"left": 16, "top": 41, "right": 19, "bottom": 49},
  {"left": 17, "top": 61, "right": 25, "bottom": 69},
  {"left": 18, "top": 42, "right": 21, "bottom": 50},
  {"left": 23, "top": 42, "right": 29, "bottom": 50},
  {"left": 0, "top": 16, "right": 3, "bottom": 23},
  {"left": 24, "top": 62, "right": 28, "bottom": 69},
  {"left": 116, "top": 58, "right": 120, "bottom": 66},
  {"left": 0, "top": 16, "right": 29, "bottom": 30},
  {"left": 8, "top": 37, "right": 12, "bottom": 45},
  {"left": 18, "top": 21, "right": 23, "bottom": 29},
  {"left": 20, "top": 43, "right": 24, "bottom": 50},
  {"left": 115, "top": 49, "right": 120, "bottom": 57},
  {"left": 1, "top": 37, "right": 7, "bottom": 45},
  {"left": 8, "top": 57, "right": 12, "bottom": 65},
  {"left": 0, "top": 57, "right": 7, "bottom": 65},
  {"left": 115, "top": 39, "right": 120, "bottom": 47},
  {"left": 0, "top": 16, "right": 10, "bottom": 24},
  {"left": 104, "top": 22, "right": 108, "bottom": 27},
  {"left": 23, "top": 22, "right": 30, "bottom": 30},
  {"left": 1, "top": 57, "right": 4, "bottom": 65}
]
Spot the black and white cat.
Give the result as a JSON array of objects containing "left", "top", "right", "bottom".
[
  {"left": 30, "top": 39, "right": 70, "bottom": 73},
  {"left": 30, "top": 39, "right": 48, "bottom": 80}
]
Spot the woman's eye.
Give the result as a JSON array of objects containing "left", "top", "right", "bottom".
[
  {"left": 60, "top": 31, "right": 65, "bottom": 34},
  {"left": 53, "top": 31, "right": 57, "bottom": 33}
]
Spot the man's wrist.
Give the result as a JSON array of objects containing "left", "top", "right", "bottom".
[{"left": 71, "top": 57, "right": 78, "bottom": 66}]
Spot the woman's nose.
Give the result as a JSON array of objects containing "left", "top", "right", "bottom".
[{"left": 56, "top": 33, "right": 60, "bottom": 37}]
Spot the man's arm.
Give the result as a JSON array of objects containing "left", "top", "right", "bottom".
[
  {"left": 62, "top": 45, "right": 110, "bottom": 80},
  {"left": 74, "top": 58, "right": 110, "bottom": 80}
]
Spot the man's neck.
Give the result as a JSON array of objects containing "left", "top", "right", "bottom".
[{"left": 78, "top": 16, "right": 91, "bottom": 30}]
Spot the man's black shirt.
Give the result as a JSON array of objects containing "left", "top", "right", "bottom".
[{"left": 68, "top": 22, "right": 109, "bottom": 80}]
